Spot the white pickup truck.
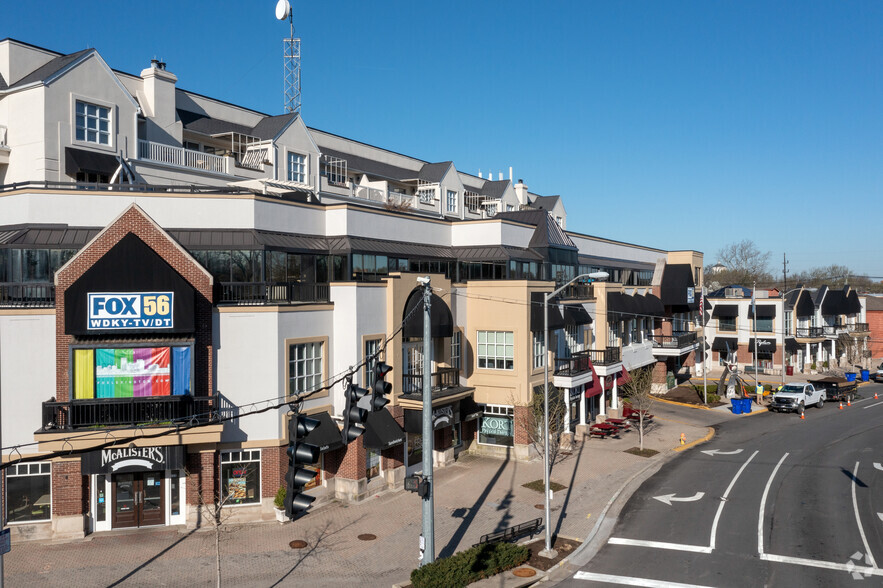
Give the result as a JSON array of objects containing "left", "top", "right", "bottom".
[{"left": 769, "top": 383, "right": 826, "bottom": 414}]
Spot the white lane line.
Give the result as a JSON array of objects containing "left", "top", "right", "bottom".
[
  {"left": 607, "top": 537, "right": 712, "bottom": 554},
  {"left": 573, "top": 571, "right": 717, "bottom": 586},
  {"left": 853, "top": 461, "right": 878, "bottom": 568},
  {"left": 709, "top": 449, "right": 758, "bottom": 550},
  {"left": 760, "top": 553, "right": 883, "bottom": 576},
  {"left": 862, "top": 401, "right": 883, "bottom": 410},
  {"left": 757, "top": 452, "right": 789, "bottom": 555}
]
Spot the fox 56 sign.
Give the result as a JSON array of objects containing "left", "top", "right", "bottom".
[{"left": 87, "top": 292, "right": 174, "bottom": 330}]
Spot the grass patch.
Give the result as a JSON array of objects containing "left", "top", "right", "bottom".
[
  {"left": 624, "top": 447, "right": 659, "bottom": 457},
  {"left": 522, "top": 479, "right": 567, "bottom": 493}
]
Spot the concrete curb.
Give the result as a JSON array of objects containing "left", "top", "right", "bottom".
[
  {"left": 673, "top": 426, "right": 715, "bottom": 452},
  {"left": 652, "top": 396, "right": 713, "bottom": 410}
]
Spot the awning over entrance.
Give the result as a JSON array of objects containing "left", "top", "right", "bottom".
[
  {"left": 712, "top": 337, "right": 738, "bottom": 352},
  {"left": 403, "top": 402, "right": 459, "bottom": 433},
  {"left": 712, "top": 305, "right": 739, "bottom": 317},
  {"left": 363, "top": 409, "right": 405, "bottom": 450},
  {"left": 459, "top": 396, "right": 483, "bottom": 421},
  {"left": 81, "top": 445, "right": 185, "bottom": 474},
  {"left": 747, "top": 305, "right": 776, "bottom": 318},
  {"left": 660, "top": 264, "right": 699, "bottom": 310},
  {"left": 65, "top": 146, "right": 120, "bottom": 176},
  {"left": 749, "top": 338, "right": 777, "bottom": 352},
  {"left": 530, "top": 292, "right": 566, "bottom": 331},
  {"left": 303, "top": 411, "right": 344, "bottom": 453},
  {"left": 784, "top": 338, "right": 799, "bottom": 353},
  {"left": 403, "top": 289, "right": 454, "bottom": 338},
  {"left": 561, "top": 303, "right": 592, "bottom": 325}
]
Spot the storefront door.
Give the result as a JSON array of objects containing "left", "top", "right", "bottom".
[
  {"left": 405, "top": 433, "right": 423, "bottom": 476},
  {"left": 112, "top": 472, "right": 165, "bottom": 528}
]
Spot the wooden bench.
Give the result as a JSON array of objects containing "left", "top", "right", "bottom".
[{"left": 473, "top": 517, "right": 542, "bottom": 547}]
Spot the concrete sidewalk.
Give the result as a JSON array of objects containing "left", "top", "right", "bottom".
[{"left": 4, "top": 404, "right": 721, "bottom": 587}]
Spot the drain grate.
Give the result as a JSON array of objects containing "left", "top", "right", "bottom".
[
  {"left": 357, "top": 533, "right": 377, "bottom": 541},
  {"left": 289, "top": 540, "right": 308, "bottom": 549}
]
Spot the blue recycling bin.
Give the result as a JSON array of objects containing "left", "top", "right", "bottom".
[
  {"left": 861, "top": 369, "right": 870, "bottom": 382},
  {"left": 742, "top": 398, "right": 752, "bottom": 413},
  {"left": 731, "top": 398, "right": 743, "bottom": 415},
  {"left": 845, "top": 372, "right": 857, "bottom": 382}
]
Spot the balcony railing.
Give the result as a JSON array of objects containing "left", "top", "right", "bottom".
[
  {"left": 554, "top": 351, "right": 592, "bottom": 377},
  {"left": 41, "top": 395, "right": 218, "bottom": 431},
  {"left": 558, "top": 284, "right": 595, "bottom": 300},
  {"left": 219, "top": 282, "right": 330, "bottom": 305},
  {"left": 138, "top": 140, "right": 227, "bottom": 174},
  {"left": 796, "top": 327, "right": 825, "bottom": 338},
  {"left": 648, "top": 331, "right": 697, "bottom": 349},
  {"left": 401, "top": 367, "right": 460, "bottom": 395},
  {"left": 0, "top": 282, "right": 55, "bottom": 307},
  {"left": 586, "top": 347, "right": 621, "bottom": 366},
  {"left": 847, "top": 323, "right": 869, "bottom": 333}
]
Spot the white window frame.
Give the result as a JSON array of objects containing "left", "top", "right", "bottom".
[
  {"left": 417, "top": 187, "right": 435, "bottom": 204},
  {"left": 446, "top": 189, "right": 458, "bottom": 214},
  {"left": 533, "top": 331, "right": 545, "bottom": 369},
  {"left": 477, "top": 330, "right": 514, "bottom": 370},
  {"left": 287, "top": 151, "right": 307, "bottom": 183},
  {"left": 366, "top": 447, "right": 382, "bottom": 480},
  {"left": 6, "top": 462, "right": 52, "bottom": 524},
  {"left": 364, "top": 338, "right": 382, "bottom": 387},
  {"left": 289, "top": 341, "right": 324, "bottom": 395},
  {"left": 477, "top": 404, "right": 515, "bottom": 447},
  {"left": 451, "top": 331, "right": 461, "bottom": 371},
  {"left": 74, "top": 99, "right": 111, "bottom": 147},
  {"left": 220, "top": 449, "right": 262, "bottom": 507}
]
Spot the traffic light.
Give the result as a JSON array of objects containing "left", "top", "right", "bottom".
[
  {"left": 342, "top": 383, "right": 369, "bottom": 444},
  {"left": 285, "top": 413, "right": 320, "bottom": 519},
  {"left": 371, "top": 362, "right": 393, "bottom": 412}
]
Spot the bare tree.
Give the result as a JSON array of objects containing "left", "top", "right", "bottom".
[
  {"left": 710, "top": 240, "right": 773, "bottom": 287},
  {"left": 837, "top": 333, "right": 865, "bottom": 371},
  {"left": 198, "top": 466, "right": 252, "bottom": 587},
  {"left": 621, "top": 367, "right": 654, "bottom": 451},
  {"left": 514, "top": 386, "right": 568, "bottom": 471}
]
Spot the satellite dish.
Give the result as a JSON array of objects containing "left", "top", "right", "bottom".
[{"left": 275, "top": 0, "right": 291, "bottom": 20}]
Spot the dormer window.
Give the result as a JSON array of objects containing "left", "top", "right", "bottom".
[
  {"left": 287, "top": 152, "right": 306, "bottom": 183},
  {"left": 75, "top": 101, "right": 110, "bottom": 145}
]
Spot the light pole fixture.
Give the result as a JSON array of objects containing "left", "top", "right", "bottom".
[{"left": 540, "top": 271, "right": 608, "bottom": 558}]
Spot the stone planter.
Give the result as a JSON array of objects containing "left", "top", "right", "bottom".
[{"left": 274, "top": 507, "right": 286, "bottom": 523}]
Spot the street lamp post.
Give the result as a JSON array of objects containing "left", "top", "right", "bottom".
[{"left": 540, "top": 271, "right": 608, "bottom": 558}]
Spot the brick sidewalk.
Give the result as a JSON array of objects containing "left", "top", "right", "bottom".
[{"left": 4, "top": 408, "right": 714, "bottom": 587}]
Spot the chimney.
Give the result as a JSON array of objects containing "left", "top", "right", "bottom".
[
  {"left": 478, "top": 170, "right": 482, "bottom": 179},
  {"left": 498, "top": 171, "right": 503, "bottom": 181},
  {"left": 509, "top": 166, "right": 513, "bottom": 181},
  {"left": 514, "top": 178, "right": 529, "bottom": 206},
  {"left": 140, "top": 59, "right": 181, "bottom": 144}
]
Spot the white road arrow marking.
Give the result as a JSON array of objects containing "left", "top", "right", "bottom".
[
  {"left": 701, "top": 448, "right": 744, "bottom": 457},
  {"left": 654, "top": 492, "right": 705, "bottom": 506},
  {"left": 874, "top": 462, "right": 883, "bottom": 471},
  {"left": 878, "top": 513, "right": 883, "bottom": 523}
]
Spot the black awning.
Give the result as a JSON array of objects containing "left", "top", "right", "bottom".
[
  {"left": 749, "top": 338, "right": 777, "bottom": 352},
  {"left": 363, "top": 409, "right": 405, "bottom": 450},
  {"left": 562, "top": 303, "right": 592, "bottom": 325},
  {"left": 712, "top": 305, "right": 739, "bottom": 317},
  {"left": 821, "top": 290, "right": 848, "bottom": 315},
  {"left": 794, "top": 291, "right": 815, "bottom": 317},
  {"left": 642, "top": 294, "right": 666, "bottom": 317},
  {"left": 845, "top": 290, "right": 862, "bottom": 315},
  {"left": 660, "top": 264, "right": 699, "bottom": 310},
  {"left": 459, "top": 396, "right": 482, "bottom": 421},
  {"left": 712, "top": 337, "right": 738, "bottom": 352},
  {"left": 403, "top": 289, "right": 454, "bottom": 338},
  {"left": 784, "top": 338, "right": 799, "bottom": 353},
  {"left": 607, "top": 292, "right": 638, "bottom": 317},
  {"left": 303, "top": 411, "right": 344, "bottom": 453},
  {"left": 403, "top": 402, "right": 459, "bottom": 434},
  {"left": 530, "top": 292, "right": 565, "bottom": 332},
  {"left": 747, "top": 305, "right": 777, "bottom": 318},
  {"left": 65, "top": 146, "right": 120, "bottom": 176}
]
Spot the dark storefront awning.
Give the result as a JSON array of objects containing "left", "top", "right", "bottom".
[
  {"left": 530, "top": 292, "right": 565, "bottom": 331},
  {"left": 712, "top": 305, "right": 739, "bottom": 317},
  {"left": 460, "top": 396, "right": 483, "bottom": 421},
  {"left": 607, "top": 292, "right": 637, "bottom": 317},
  {"left": 303, "top": 411, "right": 344, "bottom": 453},
  {"left": 712, "top": 337, "right": 738, "bottom": 352},
  {"left": 363, "top": 409, "right": 405, "bottom": 450},
  {"left": 660, "top": 264, "right": 699, "bottom": 310},
  {"left": 403, "top": 402, "right": 460, "bottom": 434},
  {"left": 747, "top": 305, "right": 777, "bottom": 318},
  {"left": 784, "top": 338, "right": 799, "bottom": 353},
  {"left": 403, "top": 289, "right": 454, "bottom": 338},
  {"left": 561, "top": 303, "right": 592, "bottom": 325},
  {"left": 641, "top": 294, "right": 666, "bottom": 317},
  {"left": 748, "top": 338, "right": 777, "bottom": 353},
  {"left": 65, "top": 146, "right": 120, "bottom": 176}
]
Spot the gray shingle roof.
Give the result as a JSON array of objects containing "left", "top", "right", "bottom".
[
  {"left": 318, "top": 146, "right": 418, "bottom": 182},
  {"left": 480, "top": 179, "right": 509, "bottom": 199},
  {"left": 250, "top": 113, "right": 297, "bottom": 141},
  {"left": 8, "top": 48, "right": 92, "bottom": 89},
  {"left": 531, "top": 195, "right": 561, "bottom": 210},
  {"left": 418, "top": 162, "right": 452, "bottom": 183},
  {"left": 177, "top": 109, "right": 252, "bottom": 136}
]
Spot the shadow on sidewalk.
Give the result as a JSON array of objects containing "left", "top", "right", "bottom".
[
  {"left": 438, "top": 449, "right": 511, "bottom": 559},
  {"left": 107, "top": 528, "right": 197, "bottom": 587},
  {"left": 270, "top": 516, "right": 360, "bottom": 587},
  {"left": 552, "top": 437, "right": 585, "bottom": 541}
]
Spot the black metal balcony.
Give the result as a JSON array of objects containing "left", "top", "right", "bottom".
[
  {"left": 219, "top": 282, "right": 330, "bottom": 305},
  {"left": 554, "top": 350, "right": 592, "bottom": 377},
  {"left": 557, "top": 283, "right": 595, "bottom": 301},
  {"left": 40, "top": 395, "right": 218, "bottom": 431},
  {"left": 0, "top": 282, "right": 55, "bottom": 307},
  {"left": 586, "top": 347, "right": 621, "bottom": 365},
  {"left": 796, "top": 327, "right": 825, "bottom": 338},
  {"left": 648, "top": 331, "right": 697, "bottom": 349},
  {"left": 402, "top": 367, "right": 460, "bottom": 395}
]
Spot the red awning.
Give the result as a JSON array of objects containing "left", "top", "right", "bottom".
[{"left": 584, "top": 361, "right": 603, "bottom": 398}]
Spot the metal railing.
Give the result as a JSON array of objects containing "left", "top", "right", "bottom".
[
  {"left": 586, "top": 347, "right": 621, "bottom": 365},
  {"left": 0, "top": 283, "right": 55, "bottom": 307},
  {"left": 139, "top": 140, "right": 227, "bottom": 174},
  {"left": 219, "top": 282, "right": 330, "bottom": 305},
  {"left": 557, "top": 284, "right": 595, "bottom": 300},
  {"left": 647, "top": 331, "right": 697, "bottom": 349},
  {"left": 0, "top": 180, "right": 254, "bottom": 194},
  {"left": 796, "top": 327, "right": 825, "bottom": 338},
  {"left": 41, "top": 395, "right": 218, "bottom": 431},
  {"left": 352, "top": 185, "right": 386, "bottom": 202},
  {"left": 847, "top": 323, "right": 869, "bottom": 333},
  {"left": 554, "top": 351, "right": 592, "bottom": 377},
  {"left": 401, "top": 367, "right": 460, "bottom": 395}
]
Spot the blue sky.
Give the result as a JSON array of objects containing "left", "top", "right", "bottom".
[{"left": 5, "top": 1, "right": 882, "bottom": 277}]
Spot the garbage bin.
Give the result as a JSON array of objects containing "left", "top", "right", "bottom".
[
  {"left": 845, "top": 372, "right": 856, "bottom": 382},
  {"left": 742, "top": 397, "right": 752, "bottom": 413},
  {"left": 786, "top": 366, "right": 793, "bottom": 376},
  {"left": 731, "top": 398, "right": 743, "bottom": 415},
  {"left": 861, "top": 369, "right": 870, "bottom": 382}
]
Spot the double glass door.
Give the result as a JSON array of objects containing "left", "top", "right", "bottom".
[{"left": 112, "top": 472, "right": 165, "bottom": 528}]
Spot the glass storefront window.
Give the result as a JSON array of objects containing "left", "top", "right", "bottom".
[
  {"left": 366, "top": 449, "right": 380, "bottom": 480},
  {"left": 96, "top": 474, "right": 107, "bottom": 522},
  {"left": 6, "top": 462, "right": 51, "bottom": 523},
  {"left": 479, "top": 405, "right": 514, "bottom": 447},
  {"left": 220, "top": 450, "right": 261, "bottom": 505},
  {"left": 170, "top": 471, "right": 181, "bottom": 517}
]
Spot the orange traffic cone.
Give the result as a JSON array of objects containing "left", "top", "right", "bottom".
[
  {"left": 848, "top": 398, "right": 852, "bottom": 407},
  {"left": 875, "top": 392, "right": 878, "bottom": 400},
  {"left": 839, "top": 402, "right": 843, "bottom": 410},
  {"left": 800, "top": 411, "right": 805, "bottom": 420}
]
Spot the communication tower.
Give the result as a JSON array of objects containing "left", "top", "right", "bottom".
[{"left": 275, "top": 0, "right": 301, "bottom": 115}]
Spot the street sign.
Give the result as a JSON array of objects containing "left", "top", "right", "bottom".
[{"left": 0, "top": 527, "right": 10, "bottom": 554}]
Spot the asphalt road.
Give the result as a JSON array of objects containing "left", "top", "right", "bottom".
[{"left": 561, "top": 382, "right": 883, "bottom": 587}]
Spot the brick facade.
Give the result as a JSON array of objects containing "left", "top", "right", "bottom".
[
  {"left": 869, "top": 310, "right": 883, "bottom": 359},
  {"left": 185, "top": 451, "right": 217, "bottom": 507},
  {"left": 52, "top": 460, "right": 86, "bottom": 516}
]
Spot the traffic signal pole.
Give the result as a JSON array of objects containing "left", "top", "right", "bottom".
[{"left": 420, "top": 277, "right": 435, "bottom": 565}]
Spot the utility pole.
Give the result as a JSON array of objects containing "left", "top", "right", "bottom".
[
  {"left": 782, "top": 254, "right": 788, "bottom": 388},
  {"left": 418, "top": 277, "right": 435, "bottom": 566},
  {"left": 702, "top": 285, "right": 707, "bottom": 405}
]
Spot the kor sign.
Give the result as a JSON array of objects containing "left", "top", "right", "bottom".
[
  {"left": 82, "top": 445, "right": 184, "bottom": 474},
  {"left": 87, "top": 292, "right": 174, "bottom": 330}
]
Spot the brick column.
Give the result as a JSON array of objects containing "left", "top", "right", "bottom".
[
  {"left": 52, "top": 460, "right": 85, "bottom": 517},
  {"left": 186, "top": 451, "right": 217, "bottom": 506}
]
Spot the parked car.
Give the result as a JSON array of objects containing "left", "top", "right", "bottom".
[
  {"left": 769, "top": 383, "right": 826, "bottom": 414},
  {"left": 874, "top": 362, "right": 883, "bottom": 383},
  {"left": 807, "top": 377, "right": 857, "bottom": 403}
]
